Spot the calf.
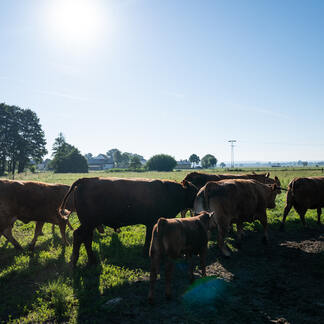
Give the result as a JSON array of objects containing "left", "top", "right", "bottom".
[
  {"left": 148, "top": 211, "right": 213, "bottom": 304},
  {"left": 282, "top": 177, "right": 324, "bottom": 229},
  {"left": 180, "top": 172, "right": 280, "bottom": 217},
  {"left": 0, "top": 179, "right": 74, "bottom": 250},
  {"left": 59, "top": 177, "right": 198, "bottom": 267},
  {"left": 194, "top": 179, "right": 280, "bottom": 257}
]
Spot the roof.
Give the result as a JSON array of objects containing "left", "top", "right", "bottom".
[{"left": 88, "top": 154, "right": 114, "bottom": 165}]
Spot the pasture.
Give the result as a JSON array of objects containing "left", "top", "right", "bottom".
[{"left": 1, "top": 169, "right": 323, "bottom": 323}]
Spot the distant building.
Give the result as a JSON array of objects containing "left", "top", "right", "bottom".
[
  {"left": 175, "top": 160, "right": 192, "bottom": 169},
  {"left": 37, "top": 159, "right": 51, "bottom": 171},
  {"left": 87, "top": 154, "right": 114, "bottom": 171}
]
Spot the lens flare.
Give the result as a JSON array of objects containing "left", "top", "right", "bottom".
[{"left": 182, "top": 276, "right": 228, "bottom": 306}]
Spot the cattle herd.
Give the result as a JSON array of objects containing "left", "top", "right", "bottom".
[{"left": 0, "top": 172, "right": 323, "bottom": 304}]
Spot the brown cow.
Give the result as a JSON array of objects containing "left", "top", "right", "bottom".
[
  {"left": 148, "top": 211, "right": 214, "bottom": 304},
  {"left": 59, "top": 177, "right": 198, "bottom": 267},
  {"left": 0, "top": 179, "right": 74, "bottom": 250},
  {"left": 281, "top": 177, "right": 324, "bottom": 229},
  {"left": 180, "top": 171, "right": 280, "bottom": 217},
  {"left": 194, "top": 179, "right": 280, "bottom": 256}
]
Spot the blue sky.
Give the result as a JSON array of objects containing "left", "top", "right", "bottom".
[{"left": 1, "top": 0, "right": 324, "bottom": 163}]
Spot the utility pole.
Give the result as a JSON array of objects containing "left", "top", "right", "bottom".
[{"left": 228, "top": 140, "right": 236, "bottom": 168}]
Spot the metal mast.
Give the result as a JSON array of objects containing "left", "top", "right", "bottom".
[{"left": 228, "top": 140, "right": 236, "bottom": 168}]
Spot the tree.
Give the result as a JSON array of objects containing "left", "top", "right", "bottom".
[
  {"left": 51, "top": 134, "right": 88, "bottom": 173},
  {"left": 0, "top": 103, "right": 47, "bottom": 177},
  {"left": 52, "top": 132, "right": 66, "bottom": 156},
  {"left": 113, "top": 149, "right": 122, "bottom": 167},
  {"left": 146, "top": 154, "right": 177, "bottom": 171},
  {"left": 129, "top": 155, "right": 142, "bottom": 169},
  {"left": 120, "top": 152, "right": 131, "bottom": 168},
  {"left": 220, "top": 162, "right": 226, "bottom": 168},
  {"left": 201, "top": 154, "right": 217, "bottom": 168},
  {"left": 84, "top": 153, "right": 93, "bottom": 160},
  {"left": 189, "top": 154, "right": 200, "bottom": 167},
  {"left": 106, "top": 148, "right": 119, "bottom": 158}
]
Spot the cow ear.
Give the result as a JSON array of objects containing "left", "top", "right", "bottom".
[
  {"left": 266, "top": 172, "right": 270, "bottom": 178},
  {"left": 181, "top": 180, "right": 188, "bottom": 188},
  {"left": 274, "top": 176, "right": 279, "bottom": 180}
]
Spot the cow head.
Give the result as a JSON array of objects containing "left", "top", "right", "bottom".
[
  {"left": 181, "top": 180, "right": 199, "bottom": 208},
  {"left": 266, "top": 181, "right": 281, "bottom": 208}
]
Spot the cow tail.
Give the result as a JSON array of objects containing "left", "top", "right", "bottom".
[
  {"left": 149, "top": 218, "right": 167, "bottom": 258},
  {"left": 58, "top": 179, "right": 82, "bottom": 220},
  {"left": 285, "top": 180, "right": 295, "bottom": 207}
]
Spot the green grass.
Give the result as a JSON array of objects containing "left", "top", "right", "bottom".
[{"left": 1, "top": 169, "right": 323, "bottom": 323}]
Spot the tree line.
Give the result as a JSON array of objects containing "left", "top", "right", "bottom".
[
  {"left": 0, "top": 103, "right": 221, "bottom": 175},
  {"left": 0, "top": 103, "right": 47, "bottom": 177}
]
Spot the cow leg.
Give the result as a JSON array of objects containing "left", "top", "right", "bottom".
[
  {"left": 96, "top": 224, "right": 105, "bottom": 233},
  {"left": 2, "top": 226, "right": 23, "bottom": 250},
  {"left": 84, "top": 228, "right": 97, "bottom": 265},
  {"left": 58, "top": 220, "right": 70, "bottom": 246},
  {"left": 236, "top": 221, "right": 244, "bottom": 247},
  {"left": 148, "top": 249, "right": 160, "bottom": 304},
  {"left": 281, "top": 193, "right": 293, "bottom": 231},
  {"left": 296, "top": 208, "right": 307, "bottom": 228},
  {"left": 259, "top": 212, "right": 269, "bottom": 245},
  {"left": 199, "top": 246, "right": 207, "bottom": 277},
  {"left": 29, "top": 221, "right": 45, "bottom": 251},
  {"left": 186, "top": 255, "right": 194, "bottom": 283},
  {"left": 165, "top": 257, "right": 174, "bottom": 300},
  {"left": 71, "top": 226, "right": 83, "bottom": 268},
  {"left": 143, "top": 224, "right": 153, "bottom": 256},
  {"left": 67, "top": 220, "right": 73, "bottom": 230},
  {"left": 317, "top": 208, "right": 322, "bottom": 225},
  {"left": 217, "top": 223, "right": 231, "bottom": 257},
  {"left": 180, "top": 210, "right": 187, "bottom": 218}
]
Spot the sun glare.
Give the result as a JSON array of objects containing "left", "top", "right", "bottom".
[{"left": 45, "top": 0, "right": 107, "bottom": 50}]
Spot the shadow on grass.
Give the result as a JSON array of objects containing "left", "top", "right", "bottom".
[
  {"left": 201, "top": 223, "right": 324, "bottom": 324},
  {"left": 0, "top": 244, "right": 71, "bottom": 322},
  {"left": 97, "top": 232, "right": 150, "bottom": 271}
]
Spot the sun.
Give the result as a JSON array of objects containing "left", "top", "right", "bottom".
[{"left": 45, "top": 0, "right": 107, "bottom": 50}]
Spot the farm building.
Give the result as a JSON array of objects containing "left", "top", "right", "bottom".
[
  {"left": 87, "top": 154, "right": 114, "bottom": 170},
  {"left": 175, "top": 160, "right": 192, "bottom": 169}
]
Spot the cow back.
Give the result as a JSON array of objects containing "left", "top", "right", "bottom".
[
  {"left": 72, "top": 177, "right": 195, "bottom": 228},
  {"left": 289, "top": 177, "right": 324, "bottom": 208}
]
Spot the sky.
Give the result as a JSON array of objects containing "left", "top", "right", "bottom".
[{"left": 1, "top": 0, "right": 324, "bottom": 163}]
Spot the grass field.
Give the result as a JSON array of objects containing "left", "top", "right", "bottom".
[{"left": 1, "top": 169, "right": 323, "bottom": 323}]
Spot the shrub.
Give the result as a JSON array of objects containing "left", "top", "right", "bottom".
[{"left": 146, "top": 154, "right": 177, "bottom": 171}]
